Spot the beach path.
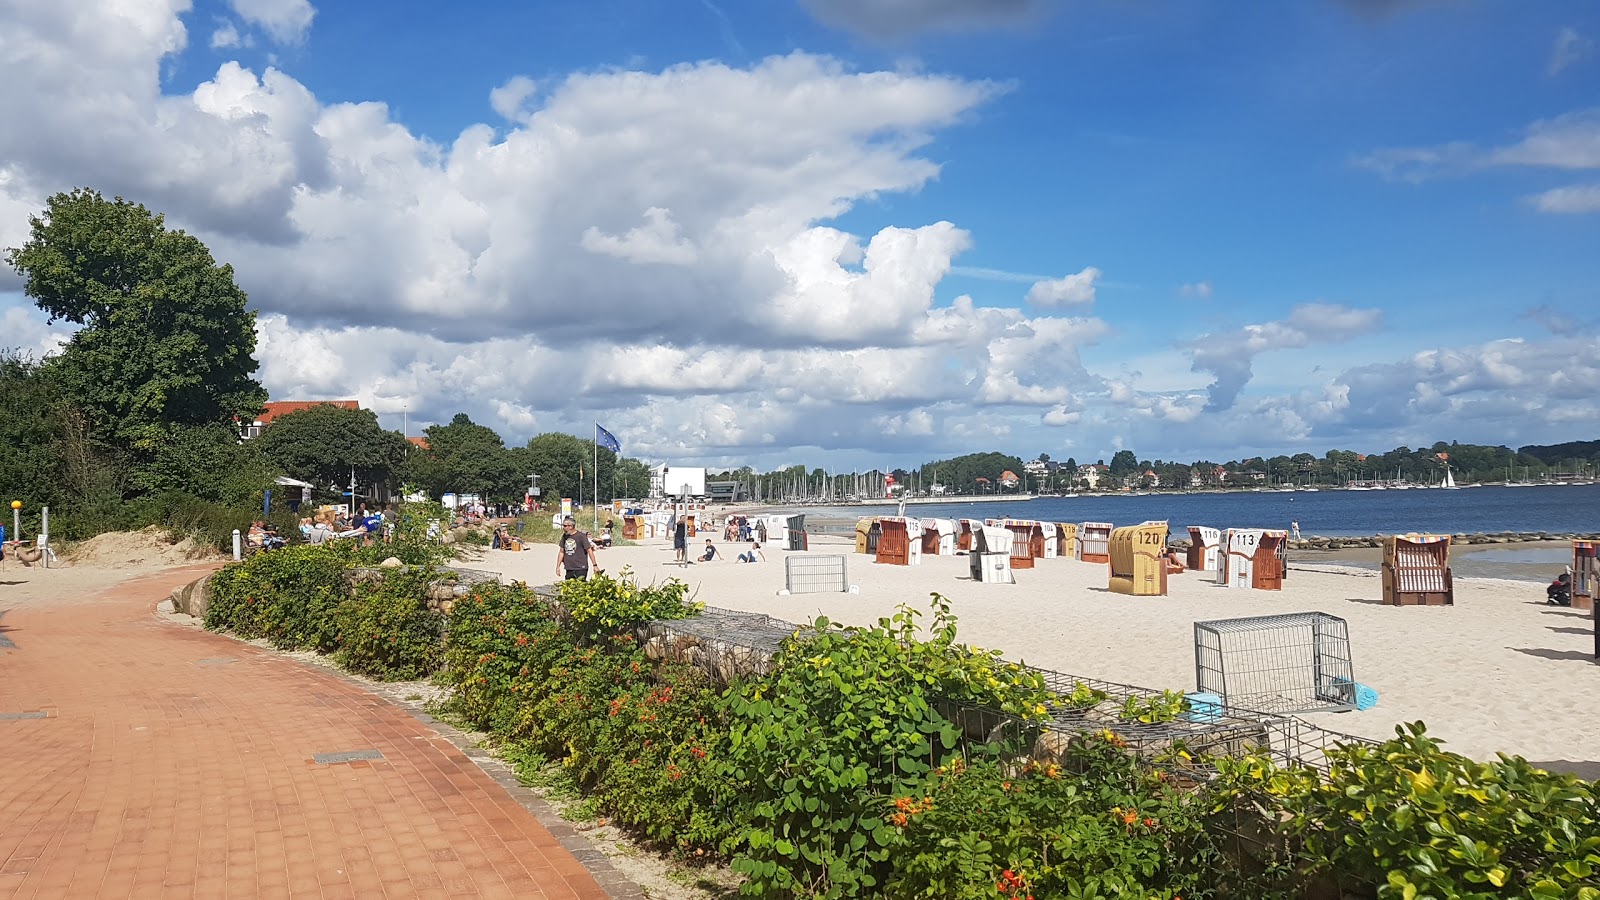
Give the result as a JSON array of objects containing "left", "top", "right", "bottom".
[{"left": 0, "top": 564, "right": 623, "bottom": 900}]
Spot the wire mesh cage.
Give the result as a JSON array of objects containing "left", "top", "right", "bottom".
[
  {"left": 638, "top": 605, "right": 806, "bottom": 682},
  {"left": 519, "top": 584, "right": 1371, "bottom": 774},
  {"left": 785, "top": 554, "right": 849, "bottom": 594},
  {"left": 1194, "top": 612, "right": 1356, "bottom": 714}
]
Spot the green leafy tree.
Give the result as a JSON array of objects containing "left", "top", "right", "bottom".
[
  {"left": 132, "top": 422, "right": 277, "bottom": 505},
  {"left": 520, "top": 431, "right": 621, "bottom": 505},
  {"left": 0, "top": 353, "right": 73, "bottom": 527},
  {"left": 1109, "top": 449, "right": 1139, "bottom": 477},
  {"left": 255, "top": 404, "right": 409, "bottom": 493},
  {"left": 404, "top": 413, "right": 520, "bottom": 501},
  {"left": 5, "top": 189, "right": 266, "bottom": 452}
]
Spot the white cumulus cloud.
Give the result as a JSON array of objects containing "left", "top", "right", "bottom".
[
  {"left": 228, "top": 0, "right": 315, "bottom": 44},
  {"left": 1529, "top": 183, "right": 1600, "bottom": 214},
  {"left": 1025, "top": 267, "right": 1100, "bottom": 308}
]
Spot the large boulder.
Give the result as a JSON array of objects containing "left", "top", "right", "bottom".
[{"left": 169, "top": 575, "right": 213, "bottom": 619}]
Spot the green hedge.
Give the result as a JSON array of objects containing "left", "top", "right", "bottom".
[{"left": 205, "top": 554, "right": 1600, "bottom": 899}]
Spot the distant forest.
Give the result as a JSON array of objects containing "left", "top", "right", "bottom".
[{"left": 710, "top": 439, "right": 1600, "bottom": 498}]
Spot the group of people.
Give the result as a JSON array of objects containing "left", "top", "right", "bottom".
[
  {"left": 294, "top": 504, "right": 391, "bottom": 547},
  {"left": 722, "top": 515, "right": 768, "bottom": 544},
  {"left": 695, "top": 537, "right": 764, "bottom": 564}
]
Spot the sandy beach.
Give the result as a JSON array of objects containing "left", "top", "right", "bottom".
[
  {"left": 8, "top": 525, "right": 1592, "bottom": 777},
  {"left": 482, "top": 525, "right": 1599, "bottom": 776}
]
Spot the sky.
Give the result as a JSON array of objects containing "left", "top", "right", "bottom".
[{"left": 1, "top": 0, "right": 1598, "bottom": 471}]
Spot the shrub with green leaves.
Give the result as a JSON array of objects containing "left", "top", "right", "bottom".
[
  {"left": 1215, "top": 722, "right": 1600, "bottom": 900},
  {"left": 555, "top": 568, "right": 699, "bottom": 639},
  {"left": 885, "top": 736, "right": 1228, "bottom": 900},
  {"left": 437, "top": 582, "right": 738, "bottom": 854},
  {"left": 437, "top": 581, "right": 567, "bottom": 736},
  {"left": 205, "top": 544, "right": 349, "bottom": 649},
  {"left": 723, "top": 595, "right": 1059, "bottom": 898},
  {"left": 333, "top": 566, "right": 445, "bottom": 680}
]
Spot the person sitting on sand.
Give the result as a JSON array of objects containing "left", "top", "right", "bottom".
[
  {"left": 1548, "top": 572, "right": 1573, "bottom": 607},
  {"left": 1164, "top": 545, "right": 1186, "bottom": 573},
  {"left": 700, "top": 539, "right": 718, "bottom": 562},
  {"left": 737, "top": 542, "right": 765, "bottom": 563}
]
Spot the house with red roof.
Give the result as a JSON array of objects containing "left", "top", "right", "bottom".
[{"left": 239, "top": 400, "right": 361, "bottom": 439}]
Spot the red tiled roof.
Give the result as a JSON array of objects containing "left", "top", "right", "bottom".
[
  {"left": 256, "top": 400, "right": 361, "bottom": 426},
  {"left": 407, "top": 436, "right": 430, "bottom": 450}
]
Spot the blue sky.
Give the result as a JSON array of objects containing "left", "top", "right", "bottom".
[{"left": 2, "top": 0, "right": 1598, "bottom": 469}]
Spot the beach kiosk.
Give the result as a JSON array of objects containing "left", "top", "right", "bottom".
[
  {"left": 968, "top": 523, "right": 1016, "bottom": 584},
  {"left": 921, "top": 518, "right": 956, "bottom": 555},
  {"left": 1380, "top": 533, "right": 1453, "bottom": 606},
  {"left": 1054, "top": 523, "right": 1078, "bottom": 559},
  {"left": 1187, "top": 526, "right": 1223, "bottom": 574},
  {"left": 1222, "top": 528, "right": 1288, "bottom": 590},
  {"left": 875, "top": 517, "right": 922, "bottom": 566},
  {"left": 1108, "top": 521, "right": 1170, "bottom": 596},
  {"left": 1572, "top": 540, "right": 1599, "bottom": 612},
  {"left": 1078, "top": 522, "right": 1113, "bottom": 564},
  {"left": 1003, "top": 520, "right": 1046, "bottom": 570},
  {"left": 785, "top": 514, "right": 808, "bottom": 551},
  {"left": 854, "top": 517, "right": 880, "bottom": 554}
]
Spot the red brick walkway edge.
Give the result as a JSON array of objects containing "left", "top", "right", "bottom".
[{"left": 0, "top": 564, "right": 650, "bottom": 900}]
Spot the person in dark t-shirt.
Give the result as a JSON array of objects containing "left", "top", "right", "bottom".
[{"left": 555, "top": 517, "right": 599, "bottom": 580}]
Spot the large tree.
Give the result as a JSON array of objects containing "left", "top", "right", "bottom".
[
  {"left": 255, "top": 404, "right": 409, "bottom": 493},
  {"left": 520, "top": 431, "right": 620, "bottom": 505},
  {"left": 5, "top": 189, "right": 267, "bottom": 452},
  {"left": 404, "top": 413, "right": 520, "bottom": 501}
]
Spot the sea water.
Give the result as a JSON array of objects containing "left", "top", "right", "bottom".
[{"left": 813, "top": 482, "right": 1600, "bottom": 539}]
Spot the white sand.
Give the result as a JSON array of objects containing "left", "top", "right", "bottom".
[{"left": 480, "top": 531, "right": 1600, "bottom": 772}]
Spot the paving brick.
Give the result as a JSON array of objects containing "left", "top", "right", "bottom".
[{"left": 0, "top": 566, "right": 631, "bottom": 899}]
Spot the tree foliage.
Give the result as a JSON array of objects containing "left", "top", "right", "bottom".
[
  {"left": 255, "top": 404, "right": 409, "bottom": 491},
  {"left": 403, "top": 413, "right": 521, "bottom": 501},
  {"left": 6, "top": 189, "right": 266, "bottom": 452},
  {"left": 914, "top": 451, "right": 1028, "bottom": 494},
  {"left": 520, "top": 431, "right": 616, "bottom": 505}
]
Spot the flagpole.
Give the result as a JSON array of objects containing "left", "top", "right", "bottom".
[{"left": 593, "top": 424, "right": 600, "bottom": 533}]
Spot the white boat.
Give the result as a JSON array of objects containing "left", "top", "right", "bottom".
[{"left": 1441, "top": 466, "right": 1458, "bottom": 490}]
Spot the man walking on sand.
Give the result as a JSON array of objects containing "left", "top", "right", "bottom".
[{"left": 556, "top": 517, "right": 600, "bottom": 581}]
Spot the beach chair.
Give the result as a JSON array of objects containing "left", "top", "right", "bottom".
[
  {"left": 968, "top": 524, "right": 1015, "bottom": 584},
  {"left": 875, "top": 517, "right": 921, "bottom": 566},
  {"left": 1078, "top": 522, "right": 1113, "bottom": 564},
  {"left": 785, "top": 514, "right": 808, "bottom": 551},
  {"left": 1108, "top": 521, "right": 1169, "bottom": 596},
  {"left": 1002, "top": 519, "right": 1044, "bottom": 569},
  {"left": 1381, "top": 534, "right": 1453, "bottom": 606},
  {"left": 1055, "top": 523, "right": 1077, "bottom": 559},
  {"left": 1222, "top": 528, "right": 1287, "bottom": 590},
  {"left": 920, "top": 518, "right": 956, "bottom": 556},
  {"left": 1573, "top": 541, "right": 1598, "bottom": 612},
  {"left": 1039, "top": 523, "right": 1059, "bottom": 558},
  {"left": 957, "top": 519, "right": 978, "bottom": 552},
  {"left": 1187, "top": 526, "right": 1222, "bottom": 574},
  {"left": 854, "top": 517, "right": 880, "bottom": 554}
]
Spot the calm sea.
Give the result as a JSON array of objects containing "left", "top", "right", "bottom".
[{"left": 805, "top": 483, "right": 1600, "bottom": 538}]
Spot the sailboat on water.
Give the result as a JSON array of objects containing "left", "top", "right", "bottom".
[{"left": 1441, "top": 463, "right": 1459, "bottom": 490}]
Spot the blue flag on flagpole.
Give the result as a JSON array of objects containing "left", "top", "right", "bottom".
[{"left": 596, "top": 423, "right": 621, "bottom": 454}]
